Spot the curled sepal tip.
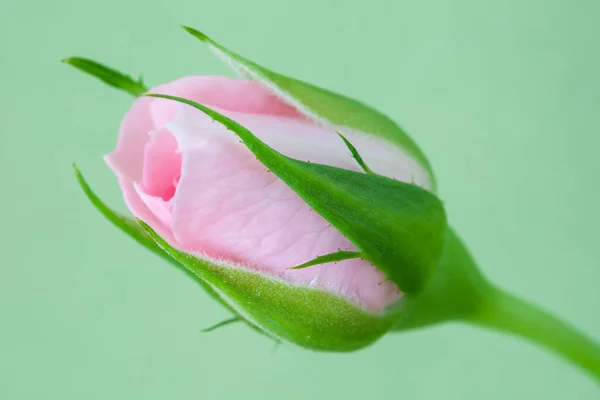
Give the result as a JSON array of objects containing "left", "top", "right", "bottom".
[
  {"left": 62, "top": 57, "right": 147, "bottom": 96},
  {"left": 288, "top": 250, "right": 362, "bottom": 270},
  {"left": 337, "top": 132, "right": 373, "bottom": 174}
]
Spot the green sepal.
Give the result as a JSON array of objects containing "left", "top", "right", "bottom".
[
  {"left": 73, "top": 164, "right": 404, "bottom": 350},
  {"left": 62, "top": 57, "right": 147, "bottom": 96},
  {"left": 201, "top": 317, "right": 241, "bottom": 333},
  {"left": 73, "top": 164, "right": 168, "bottom": 258},
  {"left": 72, "top": 164, "right": 234, "bottom": 313},
  {"left": 288, "top": 250, "right": 362, "bottom": 270},
  {"left": 181, "top": 26, "right": 436, "bottom": 190},
  {"left": 337, "top": 132, "right": 373, "bottom": 174},
  {"left": 144, "top": 94, "right": 447, "bottom": 295},
  {"left": 138, "top": 220, "right": 404, "bottom": 351}
]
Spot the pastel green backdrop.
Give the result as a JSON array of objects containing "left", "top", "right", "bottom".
[{"left": 1, "top": 0, "right": 599, "bottom": 398}]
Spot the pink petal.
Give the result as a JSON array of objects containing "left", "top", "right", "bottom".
[
  {"left": 149, "top": 75, "right": 303, "bottom": 129},
  {"left": 141, "top": 128, "right": 181, "bottom": 201},
  {"left": 165, "top": 105, "right": 402, "bottom": 311},
  {"left": 105, "top": 97, "right": 175, "bottom": 242},
  {"left": 134, "top": 183, "right": 173, "bottom": 228},
  {"left": 108, "top": 75, "right": 432, "bottom": 311}
]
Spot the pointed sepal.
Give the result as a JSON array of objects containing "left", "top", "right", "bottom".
[
  {"left": 138, "top": 219, "right": 403, "bottom": 351},
  {"left": 288, "top": 250, "right": 362, "bottom": 270},
  {"left": 337, "top": 132, "right": 373, "bottom": 174},
  {"left": 181, "top": 26, "right": 436, "bottom": 189},
  {"left": 72, "top": 164, "right": 235, "bottom": 312},
  {"left": 62, "top": 57, "right": 147, "bottom": 96},
  {"left": 202, "top": 317, "right": 241, "bottom": 333}
]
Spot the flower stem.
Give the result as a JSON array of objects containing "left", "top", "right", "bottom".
[{"left": 469, "top": 287, "right": 600, "bottom": 382}]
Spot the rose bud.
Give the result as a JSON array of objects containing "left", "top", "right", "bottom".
[
  {"left": 73, "top": 71, "right": 448, "bottom": 349},
  {"left": 67, "top": 26, "right": 600, "bottom": 380}
]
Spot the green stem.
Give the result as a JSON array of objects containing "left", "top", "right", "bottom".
[
  {"left": 469, "top": 287, "right": 600, "bottom": 382},
  {"left": 395, "top": 229, "right": 600, "bottom": 382}
]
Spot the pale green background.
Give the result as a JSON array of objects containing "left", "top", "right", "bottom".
[{"left": 1, "top": 0, "right": 599, "bottom": 398}]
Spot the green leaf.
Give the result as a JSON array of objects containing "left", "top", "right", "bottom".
[
  {"left": 337, "top": 132, "right": 373, "bottom": 174},
  {"left": 181, "top": 26, "right": 436, "bottom": 190},
  {"left": 72, "top": 164, "right": 234, "bottom": 312},
  {"left": 62, "top": 57, "right": 147, "bottom": 96},
  {"left": 144, "top": 94, "right": 447, "bottom": 295},
  {"left": 138, "top": 219, "right": 402, "bottom": 351},
  {"left": 288, "top": 250, "right": 362, "bottom": 270}
]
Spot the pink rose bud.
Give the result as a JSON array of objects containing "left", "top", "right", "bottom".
[
  {"left": 67, "top": 26, "right": 452, "bottom": 351},
  {"left": 68, "top": 27, "right": 600, "bottom": 380},
  {"left": 82, "top": 71, "right": 446, "bottom": 350},
  {"left": 108, "top": 76, "right": 432, "bottom": 312}
]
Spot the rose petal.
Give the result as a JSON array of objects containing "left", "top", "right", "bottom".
[
  {"left": 149, "top": 75, "right": 303, "bottom": 129},
  {"left": 134, "top": 182, "right": 174, "bottom": 228},
  {"left": 105, "top": 97, "right": 176, "bottom": 242},
  {"left": 141, "top": 128, "right": 181, "bottom": 201},
  {"left": 165, "top": 104, "right": 401, "bottom": 311}
]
